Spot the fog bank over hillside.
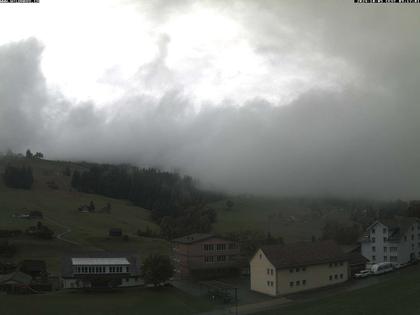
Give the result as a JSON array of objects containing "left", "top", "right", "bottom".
[{"left": 0, "top": 1, "right": 419, "bottom": 199}]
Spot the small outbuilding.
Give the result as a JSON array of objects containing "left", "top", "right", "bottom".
[
  {"left": 19, "top": 260, "right": 47, "bottom": 279},
  {"left": 109, "top": 228, "right": 123, "bottom": 237}
]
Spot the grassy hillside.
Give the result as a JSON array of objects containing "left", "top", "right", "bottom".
[
  {"left": 0, "top": 157, "right": 167, "bottom": 273},
  {"left": 0, "top": 156, "right": 357, "bottom": 272},
  {"left": 211, "top": 196, "right": 352, "bottom": 243}
]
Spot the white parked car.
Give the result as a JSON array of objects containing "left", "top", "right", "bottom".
[
  {"left": 354, "top": 269, "right": 371, "bottom": 279},
  {"left": 370, "top": 262, "right": 395, "bottom": 275}
]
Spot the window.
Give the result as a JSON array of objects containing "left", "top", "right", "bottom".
[
  {"left": 302, "top": 267, "right": 306, "bottom": 271},
  {"left": 340, "top": 274, "right": 343, "bottom": 279},
  {"left": 204, "top": 244, "right": 214, "bottom": 251},
  {"left": 295, "top": 267, "right": 300, "bottom": 272},
  {"left": 339, "top": 262, "right": 343, "bottom": 266},
  {"left": 334, "top": 274, "right": 338, "bottom": 279},
  {"left": 372, "top": 237, "right": 376, "bottom": 242},
  {"left": 372, "top": 246, "right": 376, "bottom": 252},
  {"left": 404, "top": 236, "right": 407, "bottom": 241},
  {"left": 383, "top": 237, "right": 387, "bottom": 241},
  {"left": 267, "top": 268, "right": 270, "bottom": 275},
  {"left": 372, "top": 228, "right": 375, "bottom": 233},
  {"left": 228, "top": 243, "right": 237, "bottom": 250},
  {"left": 372, "top": 255, "right": 376, "bottom": 261},
  {"left": 270, "top": 269, "right": 274, "bottom": 275},
  {"left": 390, "top": 256, "right": 398, "bottom": 262},
  {"left": 329, "top": 275, "right": 332, "bottom": 281},
  {"left": 390, "top": 247, "right": 398, "bottom": 252},
  {"left": 216, "top": 244, "right": 226, "bottom": 251},
  {"left": 204, "top": 256, "right": 214, "bottom": 263},
  {"left": 302, "top": 280, "right": 306, "bottom": 285},
  {"left": 216, "top": 255, "right": 226, "bottom": 262},
  {"left": 412, "top": 235, "right": 415, "bottom": 241},
  {"left": 383, "top": 228, "right": 387, "bottom": 233},
  {"left": 289, "top": 269, "right": 294, "bottom": 273},
  {"left": 296, "top": 281, "right": 300, "bottom": 286},
  {"left": 259, "top": 254, "right": 262, "bottom": 259},
  {"left": 384, "top": 247, "right": 387, "bottom": 252},
  {"left": 329, "top": 263, "right": 333, "bottom": 268},
  {"left": 384, "top": 256, "right": 388, "bottom": 261},
  {"left": 267, "top": 281, "right": 270, "bottom": 287},
  {"left": 289, "top": 282, "right": 294, "bottom": 287}
]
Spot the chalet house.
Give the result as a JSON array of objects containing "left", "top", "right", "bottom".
[
  {"left": 172, "top": 233, "right": 240, "bottom": 279},
  {"left": 250, "top": 240, "right": 348, "bottom": 296},
  {"left": 360, "top": 216, "right": 420, "bottom": 267},
  {"left": 60, "top": 252, "right": 142, "bottom": 289},
  {"left": 19, "top": 260, "right": 47, "bottom": 279},
  {"left": 0, "top": 271, "right": 32, "bottom": 294}
]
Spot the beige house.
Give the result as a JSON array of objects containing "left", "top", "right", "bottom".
[{"left": 250, "top": 240, "right": 348, "bottom": 296}]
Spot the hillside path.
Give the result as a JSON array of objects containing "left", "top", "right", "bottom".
[{"left": 44, "top": 216, "right": 81, "bottom": 246}]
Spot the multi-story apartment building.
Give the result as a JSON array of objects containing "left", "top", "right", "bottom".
[
  {"left": 250, "top": 240, "right": 348, "bottom": 296},
  {"left": 360, "top": 216, "right": 420, "bottom": 267},
  {"left": 172, "top": 233, "right": 241, "bottom": 279}
]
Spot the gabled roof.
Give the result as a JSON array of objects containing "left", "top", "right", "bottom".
[
  {"left": 172, "top": 233, "right": 215, "bottom": 244},
  {"left": 346, "top": 251, "right": 369, "bottom": 265},
  {"left": 20, "top": 260, "right": 46, "bottom": 272},
  {"left": 71, "top": 258, "right": 130, "bottom": 265},
  {"left": 364, "top": 216, "right": 419, "bottom": 242},
  {"left": 260, "top": 240, "right": 346, "bottom": 269},
  {"left": 0, "top": 271, "right": 32, "bottom": 285}
]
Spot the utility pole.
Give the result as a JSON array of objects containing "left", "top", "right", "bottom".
[{"left": 235, "top": 287, "right": 238, "bottom": 315}]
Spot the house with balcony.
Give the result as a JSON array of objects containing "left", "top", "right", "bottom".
[
  {"left": 172, "top": 233, "right": 241, "bottom": 279},
  {"left": 360, "top": 216, "right": 420, "bottom": 267},
  {"left": 60, "top": 252, "right": 142, "bottom": 289}
]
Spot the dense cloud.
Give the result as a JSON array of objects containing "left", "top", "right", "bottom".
[{"left": 0, "top": 1, "right": 420, "bottom": 199}]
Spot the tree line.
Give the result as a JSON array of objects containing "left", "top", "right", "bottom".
[
  {"left": 71, "top": 164, "right": 223, "bottom": 238},
  {"left": 3, "top": 165, "right": 34, "bottom": 190}
]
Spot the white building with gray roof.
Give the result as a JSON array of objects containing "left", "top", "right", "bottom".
[
  {"left": 360, "top": 216, "right": 420, "bottom": 267},
  {"left": 61, "top": 252, "right": 142, "bottom": 289}
]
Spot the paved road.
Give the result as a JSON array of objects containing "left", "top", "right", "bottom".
[{"left": 195, "top": 266, "right": 418, "bottom": 315}]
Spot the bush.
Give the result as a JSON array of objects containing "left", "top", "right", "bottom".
[{"left": 141, "top": 254, "right": 174, "bottom": 287}]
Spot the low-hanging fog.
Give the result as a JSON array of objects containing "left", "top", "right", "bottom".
[{"left": 0, "top": 0, "right": 419, "bottom": 199}]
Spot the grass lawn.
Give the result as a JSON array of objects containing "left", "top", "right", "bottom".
[
  {"left": 0, "top": 287, "right": 214, "bottom": 315},
  {"left": 258, "top": 265, "right": 420, "bottom": 315}
]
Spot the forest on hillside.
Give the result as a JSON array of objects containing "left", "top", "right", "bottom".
[{"left": 71, "top": 164, "right": 222, "bottom": 238}]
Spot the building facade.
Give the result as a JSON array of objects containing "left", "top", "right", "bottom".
[
  {"left": 360, "top": 217, "right": 420, "bottom": 267},
  {"left": 61, "top": 253, "right": 142, "bottom": 289},
  {"left": 172, "top": 233, "right": 240, "bottom": 279},
  {"left": 250, "top": 240, "right": 348, "bottom": 296}
]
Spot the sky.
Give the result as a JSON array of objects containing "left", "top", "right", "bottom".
[{"left": 0, "top": 0, "right": 419, "bottom": 199}]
